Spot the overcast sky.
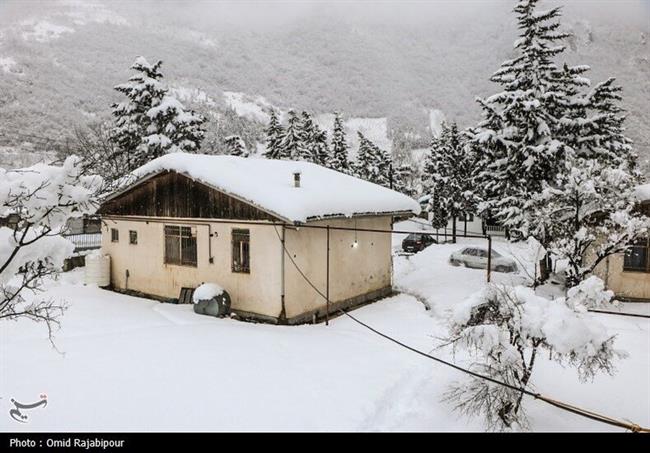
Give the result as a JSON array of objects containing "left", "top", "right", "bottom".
[{"left": 2, "top": 0, "right": 647, "bottom": 32}]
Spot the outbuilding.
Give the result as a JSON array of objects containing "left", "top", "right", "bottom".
[{"left": 593, "top": 184, "right": 650, "bottom": 302}]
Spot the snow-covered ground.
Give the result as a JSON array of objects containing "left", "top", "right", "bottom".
[{"left": 1, "top": 228, "right": 648, "bottom": 432}]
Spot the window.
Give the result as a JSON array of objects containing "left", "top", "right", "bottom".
[
  {"left": 232, "top": 229, "right": 250, "bottom": 273},
  {"left": 129, "top": 230, "right": 138, "bottom": 245},
  {"left": 164, "top": 225, "right": 197, "bottom": 267},
  {"left": 458, "top": 213, "right": 474, "bottom": 222},
  {"left": 111, "top": 228, "right": 119, "bottom": 243},
  {"left": 623, "top": 238, "right": 649, "bottom": 272}
]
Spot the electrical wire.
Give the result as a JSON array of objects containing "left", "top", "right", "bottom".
[{"left": 272, "top": 223, "right": 650, "bottom": 433}]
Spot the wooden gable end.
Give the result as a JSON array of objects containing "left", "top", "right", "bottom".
[{"left": 99, "top": 171, "right": 281, "bottom": 221}]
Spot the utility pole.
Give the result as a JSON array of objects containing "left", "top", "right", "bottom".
[
  {"left": 326, "top": 225, "right": 330, "bottom": 326},
  {"left": 486, "top": 235, "right": 492, "bottom": 283}
]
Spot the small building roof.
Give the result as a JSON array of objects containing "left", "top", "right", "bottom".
[{"left": 112, "top": 154, "right": 420, "bottom": 223}]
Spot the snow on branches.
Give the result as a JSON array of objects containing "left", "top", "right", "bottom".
[
  {"left": 445, "top": 282, "right": 625, "bottom": 431},
  {"left": 528, "top": 158, "right": 649, "bottom": 287},
  {"left": 0, "top": 156, "right": 101, "bottom": 346}
]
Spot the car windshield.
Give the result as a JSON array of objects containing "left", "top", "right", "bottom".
[{"left": 405, "top": 233, "right": 428, "bottom": 241}]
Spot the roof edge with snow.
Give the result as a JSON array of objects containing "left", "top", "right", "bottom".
[{"left": 102, "top": 154, "right": 421, "bottom": 223}]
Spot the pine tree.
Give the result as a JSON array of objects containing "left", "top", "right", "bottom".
[
  {"left": 111, "top": 56, "right": 166, "bottom": 171},
  {"left": 354, "top": 132, "right": 392, "bottom": 188},
  {"left": 223, "top": 135, "right": 247, "bottom": 157},
  {"left": 264, "top": 109, "right": 283, "bottom": 159},
  {"left": 142, "top": 95, "right": 205, "bottom": 157},
  {"left": 300, "top": 111, "right": 328, "bottom": 164},
  {"left": 354, "top": 132, "right": 373, "bottom": 180},
  {"left": 570, "top": 78, "right": 637, "bottom": 172},
  {"left": 329, "top": 112, "right": 350, "bottom": 173},
  {"left": 278, "top": 110, "right": 310, "bottom": 160},
  {"left": 470, "top": 0, "right": 587, "bottom": 234},
  {"left": 392, "top": 162, "right": 415, "bottom": 196},
  {"left": 311, "top": 126, "right": 330, "bottom": 166},
  {"left": 111, "top": 57, "right": 205, "bottom": 171},
  {"left": 422, "top": 122, "right": 476, "bottom": 242}
]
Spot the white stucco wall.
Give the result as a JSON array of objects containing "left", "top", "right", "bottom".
[
  {"left": 101, "top": 215, "right": 395, "bottom": 322},
  {"left": 283, "top": 216, "right": 393, "bottom": 319},
  {"left": 101, "top": 217, "right": 283, "bottom": 319}
]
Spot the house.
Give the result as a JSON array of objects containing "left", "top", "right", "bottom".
[
  {"left": 98, "top": 154, "right": 420, "bottom": 324},
  {"left": 0, "top": 212, "right": 20, "bottom": 229},
  {"left": 592, "top": 184, "right": 650, "bottom": 302},
  {"left": 66, "top": 214, "right": 102, "bottom": 235},
  {"left": 416, "top": 194, "right": 504, "bottom": 239}
]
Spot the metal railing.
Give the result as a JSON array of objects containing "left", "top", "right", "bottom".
[
  {"left": 63, "top": 233, "right": 102, "bottom": 252},
  {"left": 485, "top": 224, "right": 506, "bottom": 235}
]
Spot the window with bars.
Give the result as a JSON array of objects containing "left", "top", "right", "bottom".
[
  {"left": 164, "top": 225, "right": 197, "bottom": 267},
  {"left": 111, "top": 228, "right": 119, "bottom": 243},
  {"left": 623, "top": 238, "right": 649, "bottom": 273},
  {"left": 232, "top": 229, "right": 250, "bottom": 273},
  {"left": 129, "top": 230, "right": 138, "bottom": 245}
]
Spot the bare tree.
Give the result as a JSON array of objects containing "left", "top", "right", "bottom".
[{"left": 58, "top": 122, "right": 130, "bottom": 193}]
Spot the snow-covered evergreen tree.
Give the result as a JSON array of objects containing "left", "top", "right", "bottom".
[
  {"left": 264, "top": 109, "right": 283, "bottom": 159},
  {"left": 392, "top": 162, "right": 415, "bottom": 196},
  {"left": 354, "top": 132, "right": 391, "bottom": 187},
  {"left": 422, "top": 122, "right": 476, "bottom": 242},
  {"left": 277, "top": 110, "right": 310, "bottom": 160},
  {"left": 143, "top": 95, "right": 206, "bottom": 158},
  {"left": 300, "top": 111, "right": 329, "bottom": 164},
  {"left": 470, "top": 0, "right": 585, "bottom": 233},
  {"left": 223, "top": 135, "right": 247, "bottom": 157},
  {"left": 328, "top": 112, "right": 350, "bottom": 173},
  {"left": 111, "top": 57, "right": 205, "bottom": 171},
  {"left": 111, "top": 56, "right": 166, "bottom": 171},
  {"left": 565, "top": 78, "right": 638, "bottom": 172},
  {"left": 311, "top": 126, "right": 330, "bottom": 166}
]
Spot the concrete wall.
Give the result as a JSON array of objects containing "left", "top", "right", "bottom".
[
  {"left": 101, "top": 215, "right": 395, "bottom": 322},
  {"left": 593, "top": 253, "right": 650, "bottom": 301},
  {"left": 283, "top": 216, "right": 393, "bottom": 320},
  {"left": 101, "top": 217, "right": 283, "bottom": 319}
]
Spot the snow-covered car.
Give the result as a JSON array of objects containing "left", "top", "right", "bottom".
[
  {"left": 401, "top": 233, "right": 437, "bottom": 253},
  {"left": 449, "top": 247, "right": 517, "bottom": 273}
]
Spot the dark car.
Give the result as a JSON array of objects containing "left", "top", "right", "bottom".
[{"left": 401, "top": 233, "right": 437, "bottom": 253}]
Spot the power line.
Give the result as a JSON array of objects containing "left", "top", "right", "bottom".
[
  {"left": 271, "top": 223, "right": 650, "bottom": 433},
  {"left": 588, "top": 309, "right": 650, "bottom": 319}
]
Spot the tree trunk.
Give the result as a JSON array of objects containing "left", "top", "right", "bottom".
[{"left": 538, "top": 252, "right": 551, "bottom": 284}]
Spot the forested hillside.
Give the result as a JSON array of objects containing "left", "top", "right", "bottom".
[{"left": 0, "top": 0, "right": 648, "bottom": 171}]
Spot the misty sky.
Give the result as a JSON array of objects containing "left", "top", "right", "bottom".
[{"left": 1, "top": 0, "right": 648, "bottom": 33}]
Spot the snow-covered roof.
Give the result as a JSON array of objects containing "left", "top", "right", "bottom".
[
  {"left": 635, "top": 183, "right": 650, "bottom": 202},
  {"left": 110, "top": 154, "right": 420, "bottom": 223}
]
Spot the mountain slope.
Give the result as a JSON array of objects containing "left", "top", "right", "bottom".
[{"left": 0, "top": 0, "right": 648, "bottom": 171}]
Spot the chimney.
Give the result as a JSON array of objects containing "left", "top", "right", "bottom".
[{"left": 293, "top": 171, "right": 301, "bottom": 188}]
